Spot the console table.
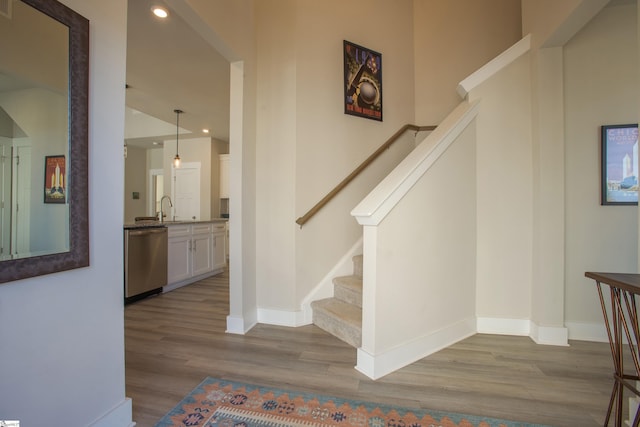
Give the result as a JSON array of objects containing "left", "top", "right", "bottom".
[{"left": 585, "top": 272, "right": 640, "bottom": 427}]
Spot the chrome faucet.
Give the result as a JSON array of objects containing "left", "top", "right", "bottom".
[{"left": 159, "top": 195, "right": 172, "bottom": 223}]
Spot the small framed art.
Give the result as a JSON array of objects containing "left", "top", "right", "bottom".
[
  {"left": 343, "top": 40, "right": 382, "bottom": 121},
  {"left": 601, "top": 123, "right": 639, "bottom": 205},
  {"left": 44, "top": 155, "right": 66, "bottom": 204}
]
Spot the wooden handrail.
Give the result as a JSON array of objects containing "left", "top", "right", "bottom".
[{"left": 295, "top": 124, "right": 437, "bottom": 227}]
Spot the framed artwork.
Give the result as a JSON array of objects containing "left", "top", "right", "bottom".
[
  {"left": 601, "top": 124, "right": 639, "bottom": 205},
  {"left": 343, "top": 40, "right": 382, "bottom": 121},
  {"left": 44, "top": 155, "right": 66, "bottom": 204}
]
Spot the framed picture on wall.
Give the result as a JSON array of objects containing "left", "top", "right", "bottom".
[
  {"left": 601, "top": 123, "right": 639, "bottom": 205},
  {"left": 343, "top": 40, "right": 382, "bottom": 121},
  {"left": 44, "top": 155, "right": 66, "bottom": 204}
]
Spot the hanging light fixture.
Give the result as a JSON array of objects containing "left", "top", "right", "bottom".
[{"left": 173, "top": 109, "right": 183, "bottom": 168}]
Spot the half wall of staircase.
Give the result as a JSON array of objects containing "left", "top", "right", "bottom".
[{"left": 351, "top": 100, "right": 480, "bottom": 379}]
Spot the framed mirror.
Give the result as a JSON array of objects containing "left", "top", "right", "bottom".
[{"left": 0, "top": 0, "right": 89, "bottom": 283}]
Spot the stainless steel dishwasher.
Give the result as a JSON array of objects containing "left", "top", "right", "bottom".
[{"left": 124, "top": 225, "right": 168, "bottom": 303}]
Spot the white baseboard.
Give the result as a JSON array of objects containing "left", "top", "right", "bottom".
[
  {"left": 257, "top": 308, "right": 307, "bottom": 327},
  {"left": 565, "top": 321, "right": 608, "bottom": 342},
  {"left": 226, "top": 315, "right": 255, "bottom": 334},
  {"left": 355, "top": 316, "right": 476, "bottom": 380},
  {"left": 476, "top": 317, "right": 531, "bottom": 336},
  {"left": 530, "top": 322, "right": 568, "bottom": 346},
  {"left": 476, "top": 320, "right": 605, "bottom": 344},
  {"left": 89, "top": 398, "right": 133, "bottom": 427}
]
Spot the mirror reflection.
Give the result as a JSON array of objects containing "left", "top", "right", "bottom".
[{"left": 0, "top": 0, "right": 70, "bottom": 260}]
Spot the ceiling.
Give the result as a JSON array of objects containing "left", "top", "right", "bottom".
[{"left": 125, "top": 0, "right": 230, "bottom": 149}]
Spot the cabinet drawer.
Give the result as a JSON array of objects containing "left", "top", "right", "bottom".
[
  {"left": 168, "top": 224, "right": 191, "bottom": 237},
  {"left": 211, "top": 222, "right": 226, "bottom": 232},
  {"left": 192, "top": 223, "right": 213, "bottom": 234}
]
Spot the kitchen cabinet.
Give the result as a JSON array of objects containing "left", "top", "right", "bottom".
[
  {"left": 191, "top": 223, "right": 214, "bottom": 276},
  {"left": 166, "top": 221, "right": 225, "bottom": 290},
  {"left": 212, "top": 222, "right": 227, "bottom": 271}
]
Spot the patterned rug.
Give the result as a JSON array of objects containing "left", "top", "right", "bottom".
[{"left": 154, "top": 377, "right": 549, "bottom": 427}]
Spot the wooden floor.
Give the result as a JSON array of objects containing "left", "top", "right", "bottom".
[{"left": 125, "top": 269, "right": 616, "bottom": 427}]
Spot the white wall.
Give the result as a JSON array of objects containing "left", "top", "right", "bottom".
[
  {"left": 564, "top": 2, "right": 638, "bottom": 337},
  {"left": 0, "top": 1, "right": 131, "bottom": 426}
]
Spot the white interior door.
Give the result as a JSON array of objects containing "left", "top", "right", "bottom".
[
  {"left": 0, "top": 141, "right": 11, "bottom": 260},
  {"left": 172, "top": 163, "right": 200, "bottom": 221},
  {"left": 11, "top": 145, "right": 31, "bottom": 257}
]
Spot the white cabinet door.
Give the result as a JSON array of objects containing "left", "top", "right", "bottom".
[
  {"left": 167, "top": 234, "right": 191, "bottom": 284},
  {"left": 212, "top": 232, "right": 226, "bottom": 270},
  {"left": 192, "top": 232, "right": 213, "bottom": 276}
]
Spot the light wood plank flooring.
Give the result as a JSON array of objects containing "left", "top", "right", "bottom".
[{"left": 125, "top": 270, "right": 615, "bottom": 427}]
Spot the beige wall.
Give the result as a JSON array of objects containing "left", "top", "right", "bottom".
[
  {"left": 163, "top": 136, "right": 213, "bottom": 220},
  {"left": 250, "top": 0, "right": 524, "bottom": 314},
  {"left": 413, "top": 0, "right": 522, "bottom": 124},
  {"left": 369, "top": 120, "right": 477, "bottom": 355},
  {"left": 255, "top": 0, "right": 298, "bottom": 310},
  {"left": 564, "top": 2, "right": 638, "bottom": 332},
  {"left": 0, "top": 0, "right": 130, "bottom": 425},
  {"left": 210, "top": 139, "right": 228, "bottom": 218},
  {"left": 470, "top": 52, "right": 534, "bottom": 321},
  {"left": 522, "top": 0, "right": 608, "bottom": 48},
  {"left": 124, "top": 138, "right": 227, "bottom": 223},
  {"left": 124, "top": 145, "right": 147, "bottom": 222},
  {"left": 173, "top": 1, "right": 633, "bottom": 344},
  {"left": 181, "top": 0, "right": 259, "bottom": 328},
  {"left": 178, "top": 0, "right": 528, "bottom": 318},
  {"left": 148, "top": 147, "right": 163, "bottom": 169}
]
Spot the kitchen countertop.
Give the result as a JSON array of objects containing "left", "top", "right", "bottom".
[{"left": 124, "top": 218, "right": 228, "bottom": 230}]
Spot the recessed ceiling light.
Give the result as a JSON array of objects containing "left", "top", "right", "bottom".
[
  {"left": 151, "top": 6, "right": 168, "bottom": 18},
  {"left": 202, "top": 129, "right": 210, "bottom": 134}
]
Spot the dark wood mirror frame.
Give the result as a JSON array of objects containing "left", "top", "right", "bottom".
[{"left": 0, "top": 0, "right": 89, "bottom": 284}]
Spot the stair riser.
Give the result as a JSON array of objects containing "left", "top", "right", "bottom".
[
  {"left": 353, "top": 255, "right": 363, "bottom": 278},
  {"left": 310, "top": 255, "right": 364, "bottom": 348},
  {"left": 334, "top": 284, "right": 362, "bottom": 308},
  {"left": 312, "top": 308, "right": 362, "bottom": 347}
]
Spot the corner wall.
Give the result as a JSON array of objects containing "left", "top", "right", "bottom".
[
  {"left": 413, "top": 0, "right": 521, "bottom": 124},
  {"left": 470, "top": 52, "right": 534, "bottom": 329},
  {"left": 564, "top": 2, "right": 639, "bottom": 339}
]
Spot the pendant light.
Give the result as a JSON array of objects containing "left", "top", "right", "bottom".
[{"left": 173, "top": 109, "right": 183, "bottom": 168}]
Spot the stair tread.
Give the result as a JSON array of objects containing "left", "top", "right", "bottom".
[{"left": 312, "top": 298, "right": 362, "bottom": 327}]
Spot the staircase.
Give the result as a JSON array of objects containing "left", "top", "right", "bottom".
[{"left": 311, "top": 255, "right": 363, "bottom": 347}]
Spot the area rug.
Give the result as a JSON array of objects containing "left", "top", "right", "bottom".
[{"left": 155, "top": 377, "right": 549, "bottom": 427}]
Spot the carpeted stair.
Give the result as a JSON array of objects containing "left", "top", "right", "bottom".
[{"left": 311, "top": 255, "right": 363, "bottom": 347}]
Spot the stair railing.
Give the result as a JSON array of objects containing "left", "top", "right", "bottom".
[{"left": 295, "top": 124, "right": 437, "bottom": 227}]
